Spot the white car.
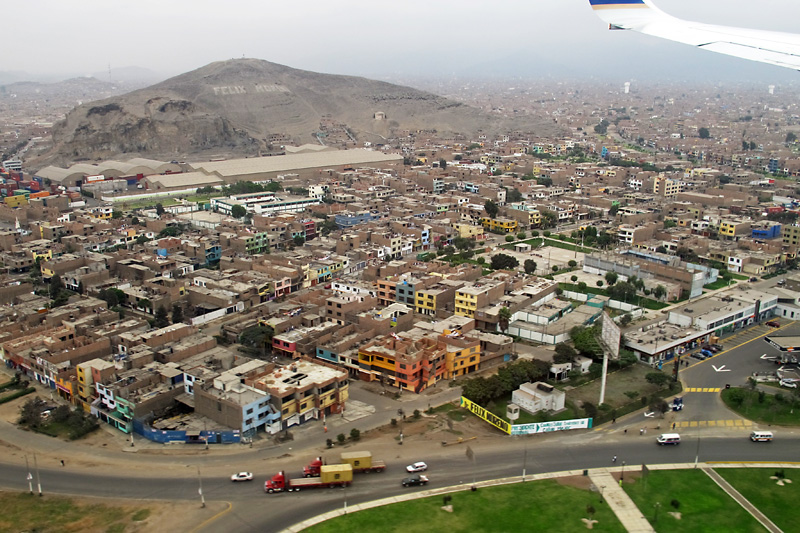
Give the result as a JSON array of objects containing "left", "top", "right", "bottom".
[
  {"left": 780, "top": 379, "right": 798, "bottom": 389},
  {"left": 231, "top": 472, "right": 254, "bottom": 482},
  {"left": 406, "top": 461, "right": 428, "bottom": 473}
]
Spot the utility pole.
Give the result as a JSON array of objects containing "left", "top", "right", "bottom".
[
  {"left": 197, "top": 466, "right": 205, "bottom": 508},
  {"left": 25, "top": 455, "right": 33, "bottom": 494},
  {"left": 33, "top": 452, "right": 42, "bottom": 496}
]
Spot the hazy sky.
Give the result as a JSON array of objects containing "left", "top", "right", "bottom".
[{"left": 8, "top": 0, "right": 800, "bottom": 82}]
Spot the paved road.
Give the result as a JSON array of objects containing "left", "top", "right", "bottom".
[
  {"left": 674, "top": 319, "right": 799, "bottom": 427},
  {"left": 2, "top": 431, "right": 797, "bottom": 532}
]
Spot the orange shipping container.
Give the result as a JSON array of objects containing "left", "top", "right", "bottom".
[{"left": 30, "top": 191, "right": 50, "bottom": 198}]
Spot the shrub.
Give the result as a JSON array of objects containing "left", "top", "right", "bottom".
[
  {"left": 326, "top": 438, "right": 333, "bottom": 448},
  {"left": 671, "top": 499, "right": 680, "bottom": 509},
  {"left": 413, "top": 409, "right": 421, "bottom": 419},
  {"left": 337, "top": 433, "right": 346, "bottom": 444},
  {"left": 350, "top": 428, "right": 361, "bottom": 441}
]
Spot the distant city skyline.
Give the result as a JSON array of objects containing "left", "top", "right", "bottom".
[{"left": 6, "top": 1, "right": 800, "bottom": 84}]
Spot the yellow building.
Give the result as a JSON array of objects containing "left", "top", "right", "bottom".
[
  {"left": 451, "top": 223, "right": 484, "bottom": 239},
  {"left": 480, "top": 217, "right": 518, "bottom": 233}
]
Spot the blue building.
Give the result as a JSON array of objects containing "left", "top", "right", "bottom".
[{"left": 752, "top": 222, "right": 781, "bottom": 240}]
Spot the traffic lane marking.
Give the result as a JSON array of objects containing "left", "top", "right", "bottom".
[{"left": 684, "top": 321, "right": 795, "bottom": 369}]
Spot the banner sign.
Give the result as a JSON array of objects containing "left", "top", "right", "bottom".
[
  {"left": 460, "top": 396, "right": 511, "bottom": 434},
  {"left": 510, "top": 417, "right": 593, "bottom": 436}
]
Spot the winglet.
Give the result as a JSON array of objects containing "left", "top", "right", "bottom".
[{"left": 589, "top": 0, "right": 666, "bottom": 31}]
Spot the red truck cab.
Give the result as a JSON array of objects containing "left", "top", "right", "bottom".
[
  {"left": 265, "top": 471, "right": 288, "bottom": 493},
  {"left": 303, "top": 457, "right": 323, "bottom": 477}
]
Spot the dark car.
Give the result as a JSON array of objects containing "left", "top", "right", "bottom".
[
  {"left": 766, "top": 320, "right": 781, "bottom": 327},
  {"left": 402, "top": 474, "right": 429, "bottom": 487},
  {"left": 711, "top": 344, "right": 723, "bottom": 352}
]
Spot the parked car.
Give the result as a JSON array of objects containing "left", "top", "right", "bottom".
[
  {"left": 670, "top": 397, "right": 684, "bottom": 411},
  {"left": 231, "top": 472, "right": 254, "bottom": 482},
  {"left": 402, "top": 474, "right": 429, "bottom": 487},
  {"left": 700, "top": 349, "right": 714, "bottom": 358},
  {"left": 406, "top": 461, "right": 428, "bottom": 473},
  {"left": 780, "top": 379, "right": 798, "bottom": 389},
  {"left": 711, "top": 344, "right": 723, "bottom": 352},
  {"left": 749, "top": 277, "right": 758, "bottom": 282},
  {"left": 766, "top": 320, "right": 781, "bottom": 327}
]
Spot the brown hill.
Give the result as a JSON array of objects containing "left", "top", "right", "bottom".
[{"left": 41, "top": 59, "right": 556, "bottom": 165}]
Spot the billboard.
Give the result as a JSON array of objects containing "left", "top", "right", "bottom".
[
  {"left": 460, "top": 397, "right": 511, "bottom": 434},
  {"left": 510, "top": 418, "right": 593, "bottom": 436},
  {"left": 85, "top": 174, "right": 105, "bottom": 183},
  {"left": 601, "top": 311, "right": 621, "bottom": 359}
]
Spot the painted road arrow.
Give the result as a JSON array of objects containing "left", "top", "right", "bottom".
[
  {"left": 644, "top": 411, "right": 655, "bottom": 418},
  {"left": 760, "top": 354, "right": 776, "bottom": 360},
  {"left": 712, "top": 364, "right": 732, "bottom": 372}
]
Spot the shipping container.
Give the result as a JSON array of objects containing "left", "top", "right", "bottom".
[{"left": 30, "top": 191, "right": 50, "bottom": 199}]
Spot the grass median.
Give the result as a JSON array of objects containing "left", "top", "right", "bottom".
[
  {"left": 721, "top": 387, "right": 800, "bottom": 426},
  {"left": 622, "top": 469, "right": 764, "bottom": 532},
  {"left": 717, "top": 467, "right": 800, "bottom": 532},
  {"left": 305, "top": 478, "right": 625, "bottom": 533}
]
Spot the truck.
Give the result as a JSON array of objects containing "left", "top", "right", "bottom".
[
  {"left": 265, "top": 464, "right": 352, "bottom": 493},
  {"left": 303, "top": 451, "right": 386, "bottom": 477}
]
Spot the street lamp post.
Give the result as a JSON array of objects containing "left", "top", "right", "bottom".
[
  {"left": 621, "top": 461, "right": 626, "bottom": 481},
  {"left": 654, "top": 502, "right": 661, "bottom": 523},
  {"left": 197, "top": 466, "right": 205, "bottom": 508},
  {"left": 522, "top": 443, "right": 528, "bottom": 482},
  {"left": 25, "top": 455, "right": 33, "bottom": 494},
  {"left": 694, "top": 437, "right": 701, "bottom": 469},
  {"left": 33, "top": 452, "right": 42, "bottom": 496}
]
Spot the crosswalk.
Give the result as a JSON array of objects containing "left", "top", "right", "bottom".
[
  {"left": 684, "top": 387, "right": 722, "bottom": 393},
  {"left": 673, "top": 419, "right": 753, "bottom": 429}
]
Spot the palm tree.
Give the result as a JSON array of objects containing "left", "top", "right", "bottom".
[{"left": 498, "top": 307, "right": 512, "bottom": 333}]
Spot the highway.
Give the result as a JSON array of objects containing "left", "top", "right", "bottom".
[{"left": 1, "top": 433, "right": 798, "bottom": 532}]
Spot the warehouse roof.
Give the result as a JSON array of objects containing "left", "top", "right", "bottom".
[{"left": 188, "top": 149, "right": 402, "bottom": 178}]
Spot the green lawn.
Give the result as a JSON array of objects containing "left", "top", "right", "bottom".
[
  {"left": 306, "top": 479, "right": 626, "bottom": 533},
  {"left": 721, "top": 387, "right": 800, "bottom": 426},
  {"left": 717, "top": 468, "right": 800, "bottom": 532},
  {"left": 622, "top": 469, "right": 764, "bottom": 533}
]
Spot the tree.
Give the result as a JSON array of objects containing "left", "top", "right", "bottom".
[
  {"left": 498, "top": 307, "right": 512, "bottom": 333},
  {"left": 439, "top": 158, "right": 447, "bottom": 170},
  {"left": 490, "top": 254, "right": 519, "bottom": 270},
  {"left": 171, "top": 304, "right": 184, "bottom": 324},
  {"left": 596, "top": 281, "right": 604, "bottom": 287},
  {"left": 649, "top": 399, "right": 670, "bottom": 417},
  {"left": 655, "top": 246, "right": 668, "bottom": 254},
  {"left": 786, "top": 132, "right": 797, "bottom": 144},
  {"left": 540, "top": 209, "right": 558, "bottom": 229},
  {"left": 698, "top": 127, "right": 710, "bottom": 139},
  {"left": 554, "top": 343, "right": 577, "bottom": 364},
  {"left": 568, "top": 260, "right": 577, "bottom": 268},
  {"left": 653, "top": 285, "right": 667, "bottom": 300},
  {"left": 571, "top": 275, "right": 579, "bottom": 282},
  {"left": 618, "top": 350, "right": 638, "bottom": 368},
  {"left": 239, "top": 325, "right": 274, "bottom": 356},
  {"left": 645, "top": 372, "right": 671, "bottom": 387},
  {"left": 607, "top": 281, "right": 637, "bottom": 302},
  {"left": 18, "top": 397, "right": 47, "bottom": 428},
  {"left": 577, "top": 281, "right": 588, "bottom": 292},
  {"left": 293, "top": 235, "right": 305, "bottom": 247},
  {"left": 605, "top": 272, "right": 618, "bottom": 286},
  {"left": 517, "top": 232, "right": 526, "bottom": 240},
  {"left": 507, "top": 188, "right": 523, "bottom": 203},
  {"left": 155, "top": 203, "right": 165, "bottom": 216},
  {"left": 49, "top": 274, "right": 65, "bottom": 298},
  {"left": 484, "top": 200, "right": 499, "bottom": 219},
  {"left": 349, "top": 428, "right": 361, "bottom": 441},
  {"left": 505, "top": 235, "right": 515, "bottom": 243},
  {"left": 154, "top": 305, "right": 170, "bottom": 328},
  {"left": 620, "top": 313, "right": 632, "bottom": 326},
  {"left": 524, "top": 259, "right": 537, "bottom": 275},
  {"left": 231, "top": 204, "right": 247, "bottom": 219}
]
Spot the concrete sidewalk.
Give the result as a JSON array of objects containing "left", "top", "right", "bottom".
[
  {"left": 588, "top": 471, "right": 654, "bottom": 533},
  {"left": 703, "top": 467, "right": 783, "bottom": 533}
]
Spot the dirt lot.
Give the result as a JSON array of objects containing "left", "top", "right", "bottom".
[
  {"left": 565, "top": 364, "right": 677, "bottom": 410},
  {"left": 0, "top": 491, "right": 227, "bottom": 533}
]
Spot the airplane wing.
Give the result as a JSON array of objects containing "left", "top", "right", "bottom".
[{"left": 588, "top": 0, "right": 800, "bottom": 70}]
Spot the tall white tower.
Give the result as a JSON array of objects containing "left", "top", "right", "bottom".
[
  {"left": 623, "top": 82, "right": 631, "bottom": 94},
  {"left": 768, "top": 85, "right": 775, "bottom": 95}
]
